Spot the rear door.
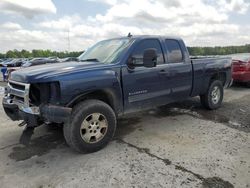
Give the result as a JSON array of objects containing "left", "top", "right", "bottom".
[
  {"left": 122, "top": 38, "right": 172, "bottom": 112},
  {"left": 164, "top": 39, "right": 192, "bottom": 100}
]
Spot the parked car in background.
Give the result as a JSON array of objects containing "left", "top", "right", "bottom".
[
  {"left": 61, "top": 57, "right": 79, "bottom": 62},
  {"left": 0, "top": 59, "right": 13, "bottom": 67},
  {"left": 231, "top": 53, "right": 250, "bottom": 87},
  {"left": 3, "top": 59, "right": 27, "bottom": 80},
  {"left": 4, "top": 57, "right": 60, "bottom": 80},
  {"left": 22, "top": 57, "right": 60, "bottom": 67},
  {"left": 4, "top": 59, "right": 26, "bottom": 67}
]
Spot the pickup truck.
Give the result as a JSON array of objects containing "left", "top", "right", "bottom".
[{"left": 2, "top": 35, "right": 232, "bottom": 153}]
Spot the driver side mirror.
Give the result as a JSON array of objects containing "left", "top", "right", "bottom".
[
  {"left": 127, "top": 48, "right": 157, "bottom": 69},
  {"left": 143, "top": 48, "right": 157, "bottom": 68}
]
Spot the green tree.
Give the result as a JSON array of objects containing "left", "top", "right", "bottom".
[{"left": 6, "top": 50, "right": 17, "bottom": 58}]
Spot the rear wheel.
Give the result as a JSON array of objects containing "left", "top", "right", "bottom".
[
  {"left": 63, "top": 99, "right": 116, "bottom": 153},
  {"left": 200, "top": 80, "right": 223, "bottom": 110}
]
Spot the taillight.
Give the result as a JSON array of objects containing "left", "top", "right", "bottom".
[{"left": 233, "top": 60, "right": 247, "bottom": 72}]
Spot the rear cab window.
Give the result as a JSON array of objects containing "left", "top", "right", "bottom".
[{"left": 165, "top": 39, "right": 184, "bottom": 63}]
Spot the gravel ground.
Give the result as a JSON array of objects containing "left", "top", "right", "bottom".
[{"left": 0, "top": 82, "right": 249, "bottom": 188}]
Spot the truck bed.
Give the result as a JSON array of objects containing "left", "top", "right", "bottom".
[{"left": 190, "top": 57, "right": 232, "bottom": 97}]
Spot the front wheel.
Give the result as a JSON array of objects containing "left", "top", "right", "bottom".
[
  {"left": 63, "top": 99, "right": 116, "bottom": 153},
  {"left": 200, "top": 80, "right": 224, "bottom": 110}
]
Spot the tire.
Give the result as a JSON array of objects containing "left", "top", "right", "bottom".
[
  {"left": 63, "top": 99, "right": 116, "bottom": 153},
  {"left": 200, "top": 80, "right": 224, "bottom": 110}
]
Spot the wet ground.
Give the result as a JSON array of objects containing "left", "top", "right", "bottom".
[{"left": 0, "top": 82, "right": 249, "bottom": 188}]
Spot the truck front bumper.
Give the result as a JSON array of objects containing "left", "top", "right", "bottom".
[{"left": 2, "top": 96, "right": 72, "bottom": 126}]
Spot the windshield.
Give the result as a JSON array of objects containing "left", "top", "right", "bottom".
[{"left": 78, "top": 38, "right": 131, "bottom": 64}]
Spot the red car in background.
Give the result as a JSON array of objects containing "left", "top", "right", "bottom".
[{"left": 232, "top": 53, "right": 250, "bottom": 87}]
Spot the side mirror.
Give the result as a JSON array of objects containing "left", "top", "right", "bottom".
[
  {"left": 127, "top": 56, "right": 136, "bottom": 69},
  {"left": 143, "top": 48, "right": 157, "bottom": 68}
]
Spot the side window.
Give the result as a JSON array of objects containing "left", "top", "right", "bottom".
[
  {"left": 131, "top": 39, "right": 164, "bottom": 65},
  {"left": 165, "top": 39, "right": 183, "bottom": 63}
]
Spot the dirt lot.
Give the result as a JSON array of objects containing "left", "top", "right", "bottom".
[{"left": 0, "top": 82, "right": 249, "bottom": 188}]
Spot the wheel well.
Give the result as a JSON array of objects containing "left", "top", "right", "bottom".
[
  {"left": 210, "top": 72, "right": 226, "bottom": 86},
  {"left": 68, "top": 90, "right": 116, "bottom": 112}
]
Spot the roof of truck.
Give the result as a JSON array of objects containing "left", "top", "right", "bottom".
[
  {"left": 131, "top": 35, "right": 182, "bottom": 39},
  {"left": 110, "top": 35, "right": 182, "bottom": 41}
]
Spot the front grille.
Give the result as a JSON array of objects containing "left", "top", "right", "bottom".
[
  {"left": 9, "top": 82, "right": 25, "bottom": 91},
  {"left": 7, "top": 80, "right": 30, "bottom": 107}
]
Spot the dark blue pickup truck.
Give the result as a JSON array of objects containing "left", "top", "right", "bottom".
[{"left": 3, "top": 35, "right": 232, "bottom": 153}]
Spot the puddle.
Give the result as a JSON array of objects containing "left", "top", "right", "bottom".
[
  {"left": 115, "top": 117, "right": 141, "bottom": 139},
  {"left": 19, "top": 127, "right": 35, "bottom": 146},
  {"left": 196, "top": 110, "right": 230, "bottom": 124},
  {"left": 146, "top": 98, "right": 250, "bottom": 132},
  {"left": 8, "top": 128, "right": 65, "bottom": 161},
  {"left": 144, "top": 101, "right": 202, "bottom": 119},
  {"left": 202, "top": 177, "right": 234, "bottom": 188}
]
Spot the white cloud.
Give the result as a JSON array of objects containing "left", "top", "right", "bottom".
[
  {"left": 39, "top": 15, "right": 82, "bottom": 30},
  {"left": 0, "top": 29, "right": 66, "bottom": 52},
  {"left": 94, "top": 0, "right": 229, "bottom": 24},
  {"left": 1, "top": 22, "right": 22, "bottom": 30},
  {"left": 0, "top": 0, "right": 250, "bottom": 52},
  {"left": 0, "top": 0, "right": 56, "bottom": 18},
  {"left": 217, "top": 0, "right": 250, "bottom": 14}
]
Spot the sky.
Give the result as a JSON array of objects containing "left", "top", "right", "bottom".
[{"left": 0, "top": 0, "right": 250, "bottom": 52}]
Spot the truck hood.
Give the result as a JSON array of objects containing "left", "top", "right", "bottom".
[{"left": 10, "top": 61, "right": 109, "bottom": 83}]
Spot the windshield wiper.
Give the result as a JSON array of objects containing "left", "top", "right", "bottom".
[{"left": 79, "top": 58, "right": 99, "bottom": 62}]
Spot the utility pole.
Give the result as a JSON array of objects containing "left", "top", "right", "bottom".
[{"left": 67, "top": 27, "right": 70, "bottom": 52}]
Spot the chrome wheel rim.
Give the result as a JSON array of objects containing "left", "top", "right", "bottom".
[
  {"left": 80, "top": 113, "right": 108, "bottom": 143},
  {"left": 211, "top": 86, "right": 221, "bottom": 104}
]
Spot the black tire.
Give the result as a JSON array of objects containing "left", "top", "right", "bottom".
[
  {"left": 63, "top": 99, "right": 116, "bottom": 153},
  {"left": 200, "top": 80, "right": 224, "bottom": 110}
]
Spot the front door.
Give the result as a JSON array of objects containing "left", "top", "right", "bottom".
[{"left": 122, "top": 39, "right": 171, "bottom": 113}]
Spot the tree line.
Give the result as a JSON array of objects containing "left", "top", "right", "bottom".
[
  {"left": 187, "top": 44, "right": 250, "bottom": 56},
  {"left": 0, "top": 49, "right": 83, "bottom": 59},
  {"left": 0, "top": 44, "right": 249, "bottom": 58}
]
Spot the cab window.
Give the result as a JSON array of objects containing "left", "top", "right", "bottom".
[
  {"left": 165, "top": 39, "right": 183, "bottom": 63},
  {"left": 131, "top": 39, "right": 164, "bottom": 65}
]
